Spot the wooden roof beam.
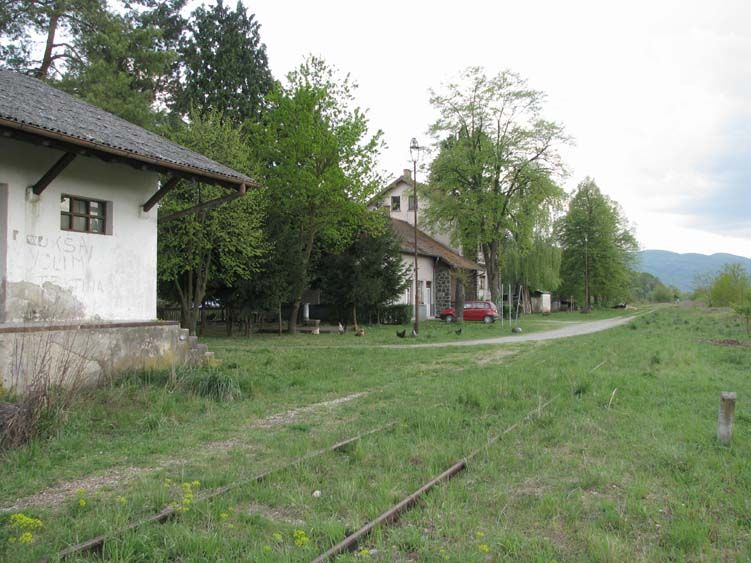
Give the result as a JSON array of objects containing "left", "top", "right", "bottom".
[
  {"left": 142, "top": 176, "right": 181, "bottom": 212},
  {"left": 31, "top": 152, "right": 76, "bottom": 195},
  {"left": 158, "top": 184, "right": 246, "bottom": 224}
]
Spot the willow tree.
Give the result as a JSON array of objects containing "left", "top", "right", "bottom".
[{"left": 425, "top": 67, "right": 568, "bottom": 305}]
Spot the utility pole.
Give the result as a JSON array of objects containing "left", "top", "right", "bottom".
[{"left": 410, "top": 138, "right": 421, "bottom": 335}]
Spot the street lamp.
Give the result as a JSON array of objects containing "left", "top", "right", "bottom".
[{"left": 410, "top": 137, "right": 421, "bottom": 335}]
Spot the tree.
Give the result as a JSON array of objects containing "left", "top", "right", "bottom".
[
  {"left": 425, "top": 67, "right": 568, "bottom": 306},
  {"left": 176, "top": 0, "right": 273, "bottom": 124},
  {"left": 709, "top": 263, "right": 750, "bottom": 307},
  {"left": 315, "top": 215, "right": 409, "bottom": 327},
  {"left": 157, "top": 113, "right": 266, "bottom": 335},
  {"left": 558, "top": 178, "right": 637, "bottom": 307},
  {"left": 0, "top": 0, "right": 108, "bottom": 79},
  {"left": 58, "top": 0, "right": 187, "bottom": 127},
  {"left": 249, "top": 56, "right": 383, "bottom": 333}
]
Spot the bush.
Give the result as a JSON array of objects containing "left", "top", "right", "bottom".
[
  {"left": 378, "top": 304, "right": 412, "bottom": 325},
  {"left": 178, "top": 369, "right": 243, "bottom": 401}
]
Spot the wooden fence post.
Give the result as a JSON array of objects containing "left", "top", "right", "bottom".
[{"left": 717, "top": 391, "right": 736, "bottom": 445}]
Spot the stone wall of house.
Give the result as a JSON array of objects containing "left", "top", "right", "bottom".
[
  {"left": 0, "top": 321, "right": 213, "bottom": 393},
  {"left": 0, "top": 138, "right": 159, "bottom": 323},
  {"left": 435, "top": 263, "right": 452, "bottom": 313}
]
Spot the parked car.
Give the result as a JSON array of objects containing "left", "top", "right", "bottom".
[{"left": 439, "top": 301, "right": 499, "bottom": 323}]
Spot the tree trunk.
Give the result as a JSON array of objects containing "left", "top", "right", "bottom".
[
  {"left": 455, "top": 274, "right": 465, "bottom": 322},
  {"left": 352, "top": 303, "right": 358, "bottom": 330},
  {"left": 482, "top": 240, "right": 502, "bottom": 305},
  {"left": 288, "top": 229, "right": 317, "bottom": 334},
  {"left": 37, "top": 13, "right": 60, "bottom": 80}
]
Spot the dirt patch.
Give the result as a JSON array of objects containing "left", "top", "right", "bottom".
[
  {"left": 244, "top": 501, "right": 305, "bottom": 524},
  {"left": 0, "top": 466, "right": 160, "bottom": 514},
  {"left": 475, "top": 348, "right": 518, "bottom": 366},
  {"left": 0, "top": 392, "right": 368, "bottom": 513},
  {"left": 250, "top": 392, "right": 367, "bottom": 429},
  {"left": 704, "top": 339, "right": 751, "bottom": 348}
]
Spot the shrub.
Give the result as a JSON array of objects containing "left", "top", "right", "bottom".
[
  {"left": 379, "top": 304, "right": 412, "bottom": 325},
  {"left": 178, "top": 369, "right": 243, "bottom": 401}
]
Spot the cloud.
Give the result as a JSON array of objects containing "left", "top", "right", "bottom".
[{"left": 676, "top": 119, "right": 751, "bottom": 238}]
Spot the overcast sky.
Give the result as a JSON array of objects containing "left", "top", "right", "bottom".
[{"left": 245, "top": 0, "right": 750, "bottom": 256}]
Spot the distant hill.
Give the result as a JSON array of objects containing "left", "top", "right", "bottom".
[{"left": 637, "top": 250, "right": 751, "bottom": 293}]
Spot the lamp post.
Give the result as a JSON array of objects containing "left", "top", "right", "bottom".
[{"left": 410, "top": 137, "right": 421, "bottom": 335}]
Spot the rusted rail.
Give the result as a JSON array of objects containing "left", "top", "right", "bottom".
[
  {"left": 311, "top": 397, "right": 556, "bottom": 562},
  {"left": 54, "top": 422, "right": 397, "bottom": 561}
]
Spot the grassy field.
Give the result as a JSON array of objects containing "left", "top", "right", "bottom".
[{"left": 0, "top": 305, "right": 749, "bottom": 561}]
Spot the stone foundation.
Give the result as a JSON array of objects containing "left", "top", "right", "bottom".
[
  {"left": 0, "top": 321, "right": 212, "bottom": 393},
  {"left": 435, "top": 264, "right": 452, "bottom": 313}
]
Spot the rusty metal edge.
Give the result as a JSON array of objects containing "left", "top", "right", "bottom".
[
  {"left": 50, "top": 422, "right": 398, "bottom": 561},
  {"left": 311, "top": 397, "right": 557, "bottom": 562}
]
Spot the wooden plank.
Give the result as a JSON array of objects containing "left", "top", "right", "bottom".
[
  {"left": 31, "top": 152, "right": 76, "bottom": 195},
  {"left": 142, "top": 176, "right": 181, "bottom": 212}
]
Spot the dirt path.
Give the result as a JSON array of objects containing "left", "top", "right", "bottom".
[
  {"left": 387, "top": 315, "right": 639, "bottom": 349},
  {"left": 0, "top": 392, "right": 369, "bottom": 514}
]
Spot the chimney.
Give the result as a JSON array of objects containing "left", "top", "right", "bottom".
[{"left": 403, "top": 168, "right": 412, "bottom": 180}]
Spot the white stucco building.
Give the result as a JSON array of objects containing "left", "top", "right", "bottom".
[
  {"left": 0, "top": 71, "right": 258, "bottom": 390},
  {"left": 370, "top": 170, "right": 489, "bottom": 317}
]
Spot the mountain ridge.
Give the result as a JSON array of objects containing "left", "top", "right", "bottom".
[{"left": 637, "top": 250, "right": 751, "bottom": 293}]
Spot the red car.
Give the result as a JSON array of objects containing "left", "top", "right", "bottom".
[{"left": 439, "top": 301, "right": 499, "bottom": 323}]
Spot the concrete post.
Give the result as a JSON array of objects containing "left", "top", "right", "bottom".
[
  {"left": 302, "top": 303, "right": 310, "bottom": 322},
  {"left": 717, "top": 391, "right": 736, "bottom": 445}
]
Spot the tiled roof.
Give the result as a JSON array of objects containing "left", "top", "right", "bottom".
[
  {"left": 390, "top": 218, "right": 480, "bottom": 271},
  {"left": 0, "top": 71, "right": 257, "bottom": 187}
]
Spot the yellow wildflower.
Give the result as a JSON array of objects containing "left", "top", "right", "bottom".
[
  {"left": 9, "top": 513, "right": 43, "bottom": 531},
  {"left": 439, "top": 547, "right": 449, "bottom": 560},
  {"left": 272, "top": 532, "right": 283, "bottom": 542},
  {"left": 19, "top": 532, "right": 33, "bottom": 545},
  {"left": 191, "top": 480, "right": 201, "bottom": 488},
  {"left": 117, "top": 496, "right": 127, "bottom": 505},
  {"left": 78, "top": 498, "right": 87, "bottom": 508},
  {"left": 262, "top": 545, "right": 272, "bottom": 553},
  {"left": 358, "top": 547, "right": 371, "bottom": 557},
  {"left": 478, "top": 543, "right": 490, "bottom": 553},
  {"left": 219, "top": 512, "right": 229, "bottom": 521},
  {"left": 475, "top": 531, "right": 485, "bottom": 539},
  {"left": 293, "top": 529, "right": 310, "bottom": 547}
]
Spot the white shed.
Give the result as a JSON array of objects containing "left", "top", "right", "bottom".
[
  {"left": 0, "top": 71, "right": 259, "bottom": 390},
  {"left": 531, "top": 290, "right": 552, "bottom": 314}
]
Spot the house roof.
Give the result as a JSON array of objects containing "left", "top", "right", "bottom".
[
  {"left": 390, "top": 218, "right": 480, "bottom": 271},
  {"left": 368, "top": 171, "right": 426, "bottom": 206},
  {"left": 0, "top": 71, "right": 258, "bottom": 189}
]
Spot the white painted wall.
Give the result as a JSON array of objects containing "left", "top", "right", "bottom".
[
  {"left": 377, "top": 178, "right": 454, "bottom": 249},
  {"left": 0, "top": 138, "right": 159, "bottom": 322},
  {"left": 396, "top": 253, "right": 435, "bottom": 316}
]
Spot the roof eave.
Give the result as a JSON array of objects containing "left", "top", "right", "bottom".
[{"left": 0, "top": 118, "right": 261, "bottom": 191}]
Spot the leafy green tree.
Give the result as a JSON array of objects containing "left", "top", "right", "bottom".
[
  {"left": 249, "top": 56, "right": 383, "bottom": 333},
  {"left": 158, "top": 113, "right": 266, "bottom": 335},
  {"left": 558, "top": 178, "right": 637, "bottom": 308},
  {"left": 709, "top": 263, "right": 751, "bottom": 307},
  {"left": 176, "top": 0, "right": 272, "bottom": 123},
  {"left": 315, "top": 215, "right": 409, "bottom": 328},
  {"left": 425, "top": 67, "right": 568, "bottom": 305}
]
